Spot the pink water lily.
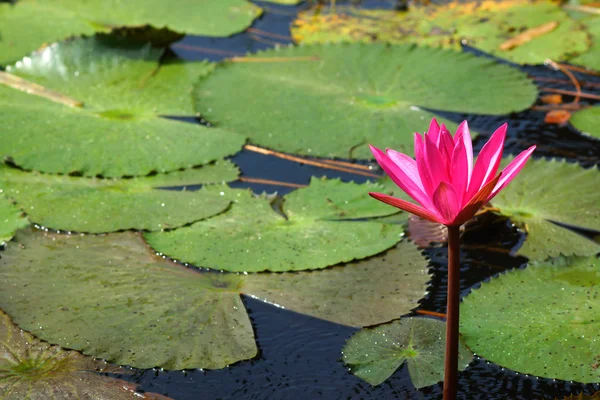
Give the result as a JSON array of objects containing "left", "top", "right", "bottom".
[{"left": 369, "top": 118, "right": 536, "bottom": 227}]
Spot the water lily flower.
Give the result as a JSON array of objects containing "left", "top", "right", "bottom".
[{"left": 369, "top": 118, "right": 536, "bottom": 227}]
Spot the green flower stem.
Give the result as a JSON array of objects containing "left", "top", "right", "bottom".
[{"left": 444, "top": 225, "right": 461, "bottom": 400}]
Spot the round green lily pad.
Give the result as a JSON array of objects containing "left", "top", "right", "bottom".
[
  {"left": 292, "top": 2, "right": 589, "bottom": 65},
  {"left": 193, "top": 43, "right": 536, "bottom": 159},
  {"left": 492, "top": 158, "right": 600, "bottom": 260},
  {"left": 571, "top": 106, "right": 600, "bottom": 139},
  {"left": 343, "top": 317, "right": 473, "bottom": 387},
  {"left": 144, "top": 178, "right": 406, "bottom": 272},
  {"left": 0, "top": 0, "right": 262, "bottom": 65},
  {"left": 0, "top": 310, "right": 150, "bottom": 399},
  {"left": 0, "top": 227, "right": 430, "bottom": 369},
  {"left": 1, "top": 36, "right": 245, "bottom": 177},
  {"left": 0, "top": 161, "right": 238, "bottom": 233},
  {"left": 461, "top": 255, "right": 600, "bottom": 383}
]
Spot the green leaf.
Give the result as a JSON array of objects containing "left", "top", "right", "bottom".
[
  {"left": 0, "top": 228, "right": 430, "bottom": 369},
  {"left": 144, "top": 178, "right": 406, "bottom": 272},
  {"left": 0, "top": 195, "right": 28, "bottom": 243},
  {"left": 343, "top": 317, "right": 473, "bottom": 387},
  {"left": 492, "top": 158, "right": 600, "bottom": 260},
  {"left": 1, "top": 36, "right": 245, "bottom": 177},
  {"left": 571, "top": 106, "right": 600, "bottom": 139},
  {"left": 292, "top": 2, "right": 590, "bottom": 65},
  {"left": 570, "top": 16, "right": 600, "bottom": 71},
  {"left": 0, "top": 0, "right": 262, "bottom": 65},
  {"left": 461, "top": 255, "right": 600, "bottom": 383},
  {"left": 244, "top": 239, "right": 430, "bottom": 327},
  {"left": 261, "top": 0, "right": 302, "bottom": 3},
  {"left": 0, "top": 310, "right": 153, "bottom": 399},
  {"left": 194, "top": 43, "right": 536, "bottom": 159},
  {"left": 0, "top": 161, "right": 238, "bottom": 233}
]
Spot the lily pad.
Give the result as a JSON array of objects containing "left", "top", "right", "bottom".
[
  {"left": 461, "top": 255, "right": 600, "bottom": 383},
  {"left": 342, "top": 317, "right": 473, "bottom": 387},
  {"left": 0, "top": 195, "right": 28, "bottom": 243},
  {"left": 491, "top": 158, "right": 600, "bottom": 260},
  {"left": 144, "top": 178, "right": 406, "bottom": 272},
  {"left": 570, "top": 17, "right": 600, "bottom": 71},
  {"left": 0, "top": 161, "right": 238, "bottom": 233},
  {"left": 0, "top": 310, "right": 157, "bottom": 399},
  {"left": 292, "top": 1, "right": 589, "bottom": 65},
  {"left": 1, "top": 36, "right": 245, "bottom": 177},
  {"left": 0, "top": 227, "right": 429, "bottom": 369},
  {"left": 193, "top": 43, "right": 536, "bottom": 159},
  {"left": 571, "top": 106, "right": 600, "bottom": 139},
  {"left": 0, "top": 0, "right": 262, "bottom": 65}
]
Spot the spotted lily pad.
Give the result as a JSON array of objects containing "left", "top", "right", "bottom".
[
  {"left": 1, "top": 36, "right": 245, "bottom": 177},
  {"left": 461, "top": 255, "right": 600, "bottom": 383},
  {"left": 0, "top": 310, "right": 157, "bottom": 399},
  {"left": 144, "top": 178, "right": 406, "bottom": 272},
  {"left": 193, "top": 43, "right": 536, "bottom": 159},
  {"left": 491, "top": 158, "right": 600, "bottom": 260},
  {"left": 0, "top": 161, "right": 238, "bottom": 233},
  {"left": 0, "top": 227, "right": 429, "bottom": 369},
  {"left": 0, "top": 195, "right": 28, "bottom": 243},
  {"left": 292, "top": 1, "right": 589, "bottom": 65},
  {"left": 571, "top": 106, "right": 600, "bottom": 139},
  {"left": 570, "top": 17, "right": 600, "bottom": 71},
  {"left": 0, "top": 0, "right": 262, "bottom": 65},
  {"left": 343, "top": 317, "right": 473, "bottom": 387}
]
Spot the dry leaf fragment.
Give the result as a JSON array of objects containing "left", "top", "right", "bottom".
[
  {"left": 544, "top": 109, "right": 571, "bottom": 124},
  {"left": 541, "top": 94, "right": 563, "bottom": 104},
  {"left": 500, "top": 21, "right": 559, "bottom": 51}
]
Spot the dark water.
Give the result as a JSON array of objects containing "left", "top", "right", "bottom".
[{"left": 22, "top": 0, "right": 599, "bottom": 398}]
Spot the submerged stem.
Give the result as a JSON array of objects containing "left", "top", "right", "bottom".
[{"left": 444, "top": 225, "right": 461, "bottom": 400}]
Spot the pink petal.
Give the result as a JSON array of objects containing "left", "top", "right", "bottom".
[
  {"left": 432, "top": 182, "right": 460, "bottom": 225},
  {"left": 386, "top": 149, "right": 425, "bottom": 192},
  {"left": 488, "top": 145, "right": 536, "bottom": 201},
  {"left": 420, "top": 134, "right": 449, "bottom": 194},
  {"left": 438, "top": 124, "right": 455, "bottom": 173},
  {"left": 452, "top": 175, "right": 501, "bottom": 226},
  {"left": 427, "top": 118, "right": 441, "bottom": 144},
  {"left": 369, "top": 145, "right": 433, "bottom": 208},
  {"left": 453, "top": 121, "right": 473, "bottom": 187},
  {"left": 369, "top": 192, "right": 442, "bottom": 224},
  {"left": 450, "top": 138, "right": 469, "bottom": 205},
  {"left": 467, "top": 123, "right": 507, "bottom": 200}
]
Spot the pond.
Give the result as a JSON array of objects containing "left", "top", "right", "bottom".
[{"left": 0, "top": 0, "right": 599, "bottom": 399}]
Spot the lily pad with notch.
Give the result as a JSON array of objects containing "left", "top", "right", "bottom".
[
  {"left": 193, "top": 43, "right": 537, "bottom": 159},
  {"left": 461, "top": 255, "right": 600, "bottom": 383},
  {"left": 490, "top": 158, "right": 600, "bottom": 260},
  {"left": 342, "top": 317, "right": 473, "bottom": 387},
  {"left": 0, "top": 36, "right": 245, "bottom": 177},
  {"left": 144, "top": 177, "right": 406, "bottom": 272},
  {"left": 0, "top": 161, "right": 238, "bottom": 233},
  {"left": 0, "top": 194, "right": 28, "bottom": 243},
  {"left": 0, "top": 227, "right": 430, "bottom": 370}
]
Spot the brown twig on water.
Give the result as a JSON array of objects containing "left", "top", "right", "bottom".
[
  {"left": 238, "top": 177, "right": 307, "bottom": 188},
  {"left": 415, "top": 309, "right": 447, "bottom": 319},
  {"left": 545, "top": 59, "right": 582, "bottom": 104},
  {"left": 539, "top": 87, "right": 600, "bottom": 101},
  {"left": 247, "top": 28, "right": 292, "bottom": 41},
  {"left": 244, "top": 145, "right": 380, "bottom": 178},
  {"left": 171, "top": 43, "right": 242, "bottom": 57},
  {"left": 556, "top": 63, "right": 600, "bottom": 77}
]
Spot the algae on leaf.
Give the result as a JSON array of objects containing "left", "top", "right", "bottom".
[
  {"left": 343, "top": 317, "right": 472, "bottom": 387},
  {"left": 0, "top": 0, "right": 262, "bottom": 65},
  {"left": 194, "top": 43, "right": 537, "bottom": 159},
  {"left": 491, "top": 158, "right": 600, "bottom": 260},
  {"left": 145, "top": 178, "right": 406, "bottom": 272},
  {"left": 0, "top": 36, "right": 245, "bottom": 177},
  {"left": 292, "top": 1, "right": 590, "bottom": 65},
  {"left": 461, "top": 255, "right": 600, "bottom": 383},
  {"left": 0, "top": 310, "right": 157, "bottom": 399},
  {"left": 0, "top": 161, "right": 238, "bottom": 233},
  {"left": 0, "top": 227, "right": 430, "bottom": 370},
  {"left": 571, "top": 106, "right": 600, "bottom": 139}
]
